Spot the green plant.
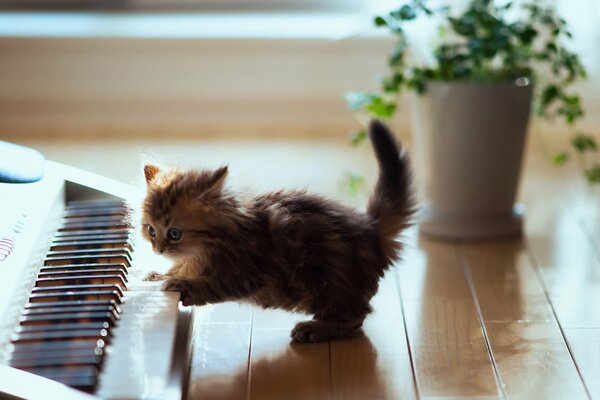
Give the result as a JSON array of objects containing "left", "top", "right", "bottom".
[{"left": 346, "top": 0, "right": 599, "bottom": 183}]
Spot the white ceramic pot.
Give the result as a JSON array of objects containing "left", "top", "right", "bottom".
[{"left": 410, "top": 81, "right": 533, "bottom": 240}]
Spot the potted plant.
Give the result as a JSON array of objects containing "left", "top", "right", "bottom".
[{"left": 346, "top": 0, "right": 598, "bottom": 239}]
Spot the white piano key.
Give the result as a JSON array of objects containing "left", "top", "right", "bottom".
[{"left": 96, "top": 290, "right": 182, "bottom": 400}]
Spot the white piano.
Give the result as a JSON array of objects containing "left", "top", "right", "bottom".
[{"left": 0, "top": 143, "right": 194, "bottom": 400}]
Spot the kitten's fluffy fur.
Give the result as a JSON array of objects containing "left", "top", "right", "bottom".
[{"left": 141, "top": 120, "right": 415, "bottom": 343}]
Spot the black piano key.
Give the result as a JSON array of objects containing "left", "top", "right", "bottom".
[
  {"left": 50, "top": 240, "right": 133, "bottom": 251},
  {"left": 29, "top": 290, "right": 123, "bottom": 304},
  {"left": 32, "top": 284, "right": 124, "bottom": 297},
  {"left": 25, "top": 299, "right": 121, "bottom": 313},
  {"left": 26, "top": 365, "right": 99, "bottom": 380},
  {"left": 9, "top": 346, "right": 103, "bottom": 362},
  {"left": 54, "top": 228, "right": 130, "bottom": 238},
  {"left": 65, "top": 203, "right": 126, "bottom": 211},
  {"left": 46, "top": 248, "right": 132, "bottom": 261},
  {"left": 10, "top": 355, "right": 103, "bottom": 369},
  {"left": 35, "top": 275, "right": 127, "bottom": 290},
  {"left": 25, "top": 365, "right": 100, "bottom": 391},
  {"left": 52, "top": 375, "right": 98, "bottom": 391},
  {"left": 12, "top": 328, "right": 111, "bottom": 344},
  {"left": 61, "top": 215, "right": 127, "bottom": 225},
  {"left": 23, "top": 305, "right": 120, "bottom": 320},
  {"left": 44, "top": 255, "right": 131, "bottom": 268},
  {"left": 8, "top": 339, "right": 105, "bottom": 356},
  {"left": 40, "top": 263, "right": 129, "bottom": 275},
  {"left": 38, "top": 268, "right": 128, "bottom": 282},
  {"left": 52, "top": 232, "right": 132, "bottom": 243},
  {"left": 16, "top": 322, "right": 111, "bottom": 334},
  {"left": 64, "top": 207, "right": 127, "bottom": 218},
  {"left": 59, "top": 221, "right": 129, "bottom": 231},
  {"left": 25, "top": 364, "right": 99, "bottom": 378},
  {"left": 67, "top": 199, "right": 126, "bottom": 208},
  {"left": 21, "top": 312, "right": 119, "bottom": 326}
]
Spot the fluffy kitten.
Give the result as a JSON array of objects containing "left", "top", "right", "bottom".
[{"left": 141, "top": 120, "right": 415, "bottom": 343}]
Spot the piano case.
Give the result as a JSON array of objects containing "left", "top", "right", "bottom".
[{"left": 0, "top": 142, "right": 194, "bottom": 400}]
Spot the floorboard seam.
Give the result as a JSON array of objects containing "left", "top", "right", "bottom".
[
  {"left": 459, "top": 246, "right": 507, "bottom": 400},
  {"left": 394, "top": 267, "right": 421, "bottom": 400},
  {"left": 328, "top": 340, "right": 334, "bottom": 400},
  {"left": 524, "top": 237, "right": 593, "bottom": 400},
  {"left": 245, "top": 308, "right": 255, "bottom": 400}
]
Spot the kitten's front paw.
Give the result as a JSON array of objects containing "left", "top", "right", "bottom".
[
  {"left": 162, "top": 277, "right": 206, "bottom": 307},
  {"left": 144, "top": 271, "right": 167, "bottom": 282},
  {"left": 291, "top": 321, "right": 326, "bottom": 343}
]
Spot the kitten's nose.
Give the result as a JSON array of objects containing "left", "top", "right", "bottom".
[{"left": 156, "top": 244, "right": 166, "bottom": 254}]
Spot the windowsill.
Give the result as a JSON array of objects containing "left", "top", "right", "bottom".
[
  {"left": 0, "top": 11, "right": 396, "bottom": 139},
  {"left": 0, "top": 11, "right": 382, "bottom": 40}
]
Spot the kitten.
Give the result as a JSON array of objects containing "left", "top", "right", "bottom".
[{"left": 140, "top": 120, "right": 415, "bottom": 343}]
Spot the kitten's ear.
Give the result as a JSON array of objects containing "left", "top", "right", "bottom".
[
  {"left": 206, "top": 166, "right": 228, "bottom": 193},
  {"left": 144, "top": 164, "right": 160, "bottom": 185}
]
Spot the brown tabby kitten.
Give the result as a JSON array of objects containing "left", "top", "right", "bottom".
[{"left": 141, "top": 120, "right": 415, "bottom": 343}]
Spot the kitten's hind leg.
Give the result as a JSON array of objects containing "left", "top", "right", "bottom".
[{"left": 291, "top": 318, "right": 364, "bottom": 343}]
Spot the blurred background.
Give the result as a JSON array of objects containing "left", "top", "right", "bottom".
[{"left": 0, "top": 0, "right": 598, "bottom": 195}]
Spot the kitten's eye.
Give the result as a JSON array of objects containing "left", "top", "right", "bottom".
[
  {"left": 167, "top": 228, "right": 183, "bottom": 242},
  {"left": 148, "top": 225, "right": 156, "bottom": 238}
]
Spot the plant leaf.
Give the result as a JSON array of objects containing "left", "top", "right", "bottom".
[
  {"left": 374, "top": 16, "right": 388, "bottom": 27},
  {"left": 351, "top": 130, "right": 368, "bottom": 146},
  {"left": 382, "top": 73, "right": 404, "bottom": 93},
  {"left": 585, "top": 165, "right": 600, "bottom": 183},
  {"left": 541, "top": 85, "right": 560, "bottom": 107},
  {"left": 571, "top": 133, "right": 598, "bottom": 153},
  {"left": 391, "top": 5, "right": 417, "bottom": 21},
  {"left": 552, "top": 151, "right": 569, "bottom": 165},
  {"left": 365, "top": 97, "right": 397, "bottom": 118},
  {"left": 343, "top": 172, "right": 365, "bottom": 195},
  {"left": 344, "top": 92, "right": 376, "bottom": 111}
]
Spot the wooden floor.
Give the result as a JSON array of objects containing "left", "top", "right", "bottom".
[{"left": 14, "top": 131, "right": 600, "bottom": 399}]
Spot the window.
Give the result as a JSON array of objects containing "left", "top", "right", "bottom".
[{"left": 0, "top": 0, "right": 368, "bottom": 11}]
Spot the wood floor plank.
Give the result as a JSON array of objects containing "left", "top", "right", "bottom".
[
  {"left": 252, "top": 308, "right": 308, "bottom": 332},
  {"left": 551, "top": 288, "right": 600, "bottom": 329},
  {"left": 523, "top": 172, "right": 600, "bottom": 328},
  {"left": 403, "top": 299, "right": 499, "bottom": 399},
  {"left": 520, "top": 133, "right": 600, "bottom": 330},
  {"left": 399, "top": 238, "right": 500, "bottom": 399},
  {"left": 398, "top": 239, "right": 472, "bottom": 301},
  {"left": 509, "top": 132, "right": 596, "bottom": 397},
  {"left": 248, "top": 329, "right": 331, "bottom": 400},
  {"left": 330, "top": 270, "right": 417, "bottom": 400},
  {"left": 563, "top": 328, "right": 600, "bottom": 399},
  {"left": 187, "top": 323, "right": 252, "bottom": 400},
  {"left": 485, "top": 322, "right": 589, "bottom": 399},
  {"left": 462, "top": 241, "right": 553, "bottom": 322},
  {"left": 463, "top": 239, "right": 590, "bottom": 399},
  {"left": 526, "top": 213, "right": 600, "bottom": 299},
  {"left": 193, "top": 301, "right": 254, "bottom": 325}
]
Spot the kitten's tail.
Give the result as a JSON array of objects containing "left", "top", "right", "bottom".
[{"left": 367, "top": 120, "right": 416, "bottom": 261}]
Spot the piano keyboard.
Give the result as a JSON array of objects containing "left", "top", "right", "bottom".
[
  {"left": 6, "top": 199, "right": 131, "bottom": 392},
  {"left": 0, "top": 162, "right": 193, "bottom": 400}
]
